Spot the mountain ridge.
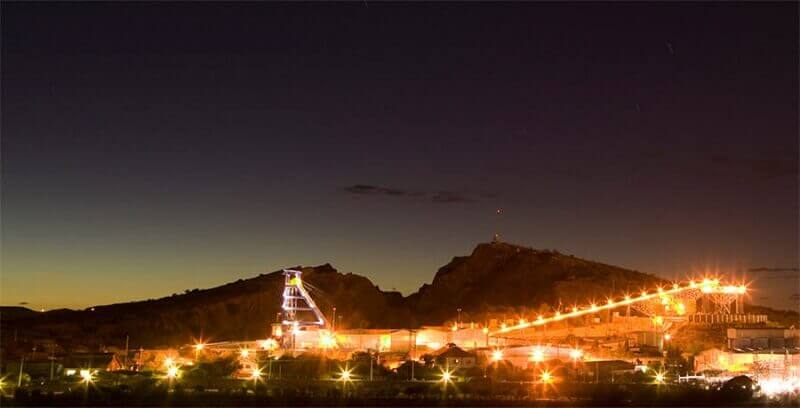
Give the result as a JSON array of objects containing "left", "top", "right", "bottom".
[{"left": 3, "top": 242, "right": 796, "bottom": 348}]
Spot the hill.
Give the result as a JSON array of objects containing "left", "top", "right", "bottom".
[
  {"left": 9, "top": 241, "right": 792, "bottom": 349},
  {"left": 407, "top": 242, "right": 662, "bottom": 324},
  {"left": 0, "top": 306, "right": 40, "bottom": 321},
  {"left": 1, "top": 264, "right": 412, "bottom": 348}
]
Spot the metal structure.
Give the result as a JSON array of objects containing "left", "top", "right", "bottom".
[
  {"left": 491, "top": 278, "right": 747, "bottom": 336},
  {"left": 281, "top": 269, "right": 327, "bottom": 328}
]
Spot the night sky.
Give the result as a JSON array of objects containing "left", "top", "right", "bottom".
[{"left": 2, "top": 3, "right": 797, "bottom": 311}]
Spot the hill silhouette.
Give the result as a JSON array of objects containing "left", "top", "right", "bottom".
[
  {"left": 3, "top": 242, "right": 795, "bottom": 348},
  {"left": 407, "top": 242, "right": 662, "bottom": 324}
]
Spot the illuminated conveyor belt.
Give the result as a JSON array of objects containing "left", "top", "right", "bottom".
[{"left": 490, "top": 278, "right": 746, "bottom": 336}]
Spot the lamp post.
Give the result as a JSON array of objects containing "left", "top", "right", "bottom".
[
  {"left": 80, "top": 369, "right": 94, "bottom": 394},
  {"left": 410, "top": 330, "right": 417, "bottom": 381},
  {"left": 17, "top": 356, "right": 25, "bottom": 388},
  {"left": 338, "top": 365, "right": 352, "bottom": 396},
  {"left": 251, "top": 368, "right": 262, "bottom": 392},
  {"left": 368, "top": 350, "right": 374, "bottom": 382},
  {"left": 540, "top": 370, "right": 553, "bottom": 399},
  {"left": 166, "top": 365, "right": 179, "bottom": 389},
  {"left": 194, "top": 342, "right": 205, "bottom": 361}
]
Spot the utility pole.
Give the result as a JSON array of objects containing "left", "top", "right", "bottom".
[
  {"left": 18, "top": 356, "right": 25, "bottom": 387},
  {"left": 49, "top": 345, "right": 56, "bottom": 381},
  {"left": 332, "top": 307, "right": 337, "bottom": 331},
  {"left": 410, "top": 330, "right": 416, "bottom": 381},
  {"left": 369, "top": 350, "right": 374, "bottom": 381},
  {"left": 124, "top": 335, "right": 130, "bottom": 369}
]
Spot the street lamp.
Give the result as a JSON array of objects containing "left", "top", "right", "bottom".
[
  {"left": 539, "top": 369, "right": 554, "bottom": 399},
  {"left": 251, "top": 367, "right": 262, "bottom": 391},
  {"left": 167, "top": 366, "right": 179, "bottom": 379},
  {"left": 166, "top": 365, "right": 180, "bottom": 388},
  {"left": 80, "top": 369, "right": 94, "bottom": 393},
  {"left": 259, "top": 339, "right": 277, "bottom": 350},
  {"left": 338, "top": 366, "right": 353, "bottom": 395},
  {"left": 530, "top": 347, "right": 544, "bottom": 363},
  {"left": 338, "top": 367, "right": 353, "bottom": 382},
  {"left": 80, "top": 369, "right": 93, "bottom": 383},
  {"left": 194, "top": 342, "right": 205, "bottom": 360},
  {"left": 440, "top": 369, "right": 453, "bottom": 384},
  {"left": 491, "top": 349, "right": 504, "bottom": 363}
]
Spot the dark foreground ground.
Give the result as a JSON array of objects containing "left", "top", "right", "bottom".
[{"left": 5, "top": 381, "right": 786, "bottom": 407}]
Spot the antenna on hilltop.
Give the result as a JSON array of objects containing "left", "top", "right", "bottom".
[{"left": 492, "top": 208, "right": 503, "bottom": 243}]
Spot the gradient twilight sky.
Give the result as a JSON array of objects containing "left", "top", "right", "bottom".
[{"left": 2, "top": 3, "right": 797, "bottom": 311}]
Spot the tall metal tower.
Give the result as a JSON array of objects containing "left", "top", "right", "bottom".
[{"left": 281, "top": 269, "right": 327, "bottom": 328}]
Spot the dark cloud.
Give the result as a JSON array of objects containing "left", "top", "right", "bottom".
[
  {"left": 342, "top": 185, "right": 492, "bottom": 204},
  {"left": 343, "top": 184, "right": 413, "bottom": 197},
  {"left": 748, "top": 267, "right": 799, "bottom": 273}
]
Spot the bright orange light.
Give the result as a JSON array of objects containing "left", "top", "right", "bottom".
[
  {"left": 675, "top": 303, "right": 686, "bottom": 315},
  {"left": 163, "top": 357, "right": 174, "bottom": 367},
  {"left": 194, "top": 343, "right": 205, "bottom": 351},
  {"left": 641, "top": 291, "right": 648, "bottom": 297},
  {"left": 530, "top": 347, "right": 545, "bottom": 363},
  {"left": 482, "top": 327, "right": 489, "bottom": 334},
  {"left": 80, "top": 369, "right": 93, "bottom": 383},
  {"left": 440, "top": 369, "right": 453, "bottom": 383},
  {"left": 251, "top": 368, "right": 262, "bottom": 380},
  {"left": 540, "top": 370, "right": 553, "bottom": 384},
  {"left": 491, "top": 349, "right": 504, "bottom": 362},
  {"left": 240, "top": 348, "right": 250, "bottom": 358},
  {"left": 664, "top": 333, "right": 672, "bottom": 341},
  {"left": 166, "top": 366, "right": 179, "bottom": 379},
  {"left": 569, "top": 348, "right": 583, "bottom": 360},
  {"left": 259, "top": 339, "right": 278, "bottom": 350},
  {"left": 572, "top": 306, "right": 578, "bottom": 313},
  {"left": 319, "top": 332, "right": 337, "bottom": 349},
  {"left": 338, "top": 367, "right": 353, "bottom": 382}
]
